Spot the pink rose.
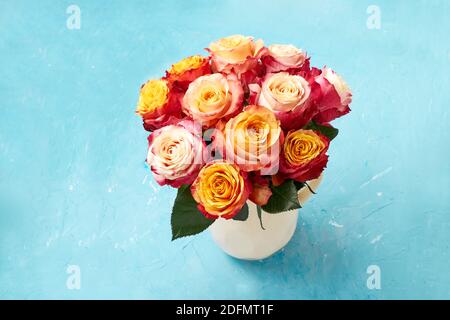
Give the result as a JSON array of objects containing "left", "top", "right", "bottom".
[
  {"left": 255, "top": 72, "right": 316, "bottom": 130},
  {"left": 262, "top": 44, "right": 307, "bottom": 73},
  {"left": 146, "top": 120, "right": 206, "bottom": 188},
  {"left": 314, "top": 67, "right": 352, "bottom": 123},
  {"left": 182, "top": 73, "right": 244, "bottom": 128}
]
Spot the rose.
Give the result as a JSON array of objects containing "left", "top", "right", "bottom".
[
  {"left": 259, "top": 72, "right": 310, "bottom": 112},
  {"left": 191, "top": 161, "right": 251, "bottom": 219},
  {"left": 136, "top": 79, "right": 183, "bottom": 131},
  {"left": 214, "top": 105, "right": 282, "bottom": 173},
  {"left": 208, "top": 35, "right": 265, "bottom": 76},
  {"left": 255, "top": 72, "right": 315, "bottom": 130},
  {"left": 262, "top": 44, "right": 307, "bottom": 73},
  {"left": 278, "top": 129, "right": 329, "bottom": 183},
  {"left": 314, "top": 67, "right": 352, "bottom": 123},
  {"left": 146, "top": 120, "right": 206, "bottom": 188},
  {"left": 166, "top": 55, "right": 211, "bottom": 90},
  {"left": 248, "top": 174, "right": 272, "bottom": 206},
  {"left": 182, "top": 73, "right": 244, "bottom": 128}
]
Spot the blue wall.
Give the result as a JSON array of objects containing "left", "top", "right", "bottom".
[{"left": 1, "top": 0, "right": 449, "bottom": 299}]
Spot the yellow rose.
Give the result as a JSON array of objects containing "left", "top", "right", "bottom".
[
  {"left": 284, "top": 130, "right": 325, "bottom": 165},
  {"left": 191, "top": 161, "right": 251, "bottom": 219},
  {"left": 166, "top": 55, "right": 211, "bottom": 89},
  {"left": 218, "top": 105, "right": 282, "bottom": 173},
  {"left": 169, "top": 55, "right": 206, "bottom": 75},
  {"left": 136, "top": 79, "right": 169, "bottom": 116},
  {"left": 135, "top": 79, "right": 182, "bottom": 131}
]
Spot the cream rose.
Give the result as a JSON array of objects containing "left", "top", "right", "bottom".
[
  {"left": 146, "top": 120, "right": 206, "bottom": 188},
  {"left": 258, "top": 72, "right": 310, "bottom": 112},
  {"left": 255, "top": 72, "right": 315, "bottom": 130},
  {"left": 182, "top": 73, "right": 243, "bottom": 128},
  {"left": 264, "top": 44, "right": 307, "bottom": 73}
]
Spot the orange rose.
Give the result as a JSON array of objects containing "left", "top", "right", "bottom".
[
  {"left": 182, "top": 73, "right": 243, "bottom": 128},
  {"left": 215, "top": 105, "right": 282, "bottom": 173},
  {"left": 208, "top": 35, "right": 265, "bottom": 76},
  {"left": 191, "top": 161, "right": 251, "bottom": 219},
  {"left": 278, "top": 129, "right": 329, "bottom": 183}
]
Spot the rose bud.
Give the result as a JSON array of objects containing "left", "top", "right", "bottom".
[
  {"left": 191, "top": 161, "right": 251, "bottom": 220},
  {"left": 279, "top": 129, "right": 329, "bottom": 183},
  {"left": 313, "top": 67, "right": 352, "bottom": 123},
  {"left": 207, "top": 35, "right": 266, "bottom": 77},
  {"left": 248, "top": 174, "right": 272, "bottom": 206},
  {"left": 256, "top": 72, "right": 316, "bottom": 130},
  {"left": 182, "top": 73, "right": 244, "bottom": 128},
  {"left": 166, "top": 55, "right": 211, "bottom": 90},
  {"left": 146, "top": 120, "right": 207, "bottom": 188},
  {"left": 136, "top": 79, "right": 183, "bottom": 131}
]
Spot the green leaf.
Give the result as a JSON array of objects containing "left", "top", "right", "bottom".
[
  {"left": 232, "top": 203, "right": 249, "bottom": 221},
  {"left": 304, "top": 121, "right": 339, "bottom": 141},
  {"left": 171, "top": 185, "right": 214, "bottom": 240},
  {"left": 293, "top": 181, "right": 305, "bottom": 191},
  {"left": 262, "top": 180, "right": 302, "bottom": 213},
  {"left": 256, "top": 205, "right": 265, "bottom": 230}
]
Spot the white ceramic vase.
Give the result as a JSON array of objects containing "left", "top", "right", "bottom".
[{"left": 209, "top": 175, "right": 323, "bottom": 260}]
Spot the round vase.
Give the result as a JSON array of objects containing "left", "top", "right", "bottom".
[{"left": 209, "top": 175, "right": 323, "bottom": 260}]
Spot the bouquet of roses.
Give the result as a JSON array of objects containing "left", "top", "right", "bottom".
[{"left": 136, "top": 35, "right": 352, "bottom": 240}]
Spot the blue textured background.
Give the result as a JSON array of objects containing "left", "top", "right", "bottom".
[{"left": 1, "top": 0, "right": 449, "bottom": 299}]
